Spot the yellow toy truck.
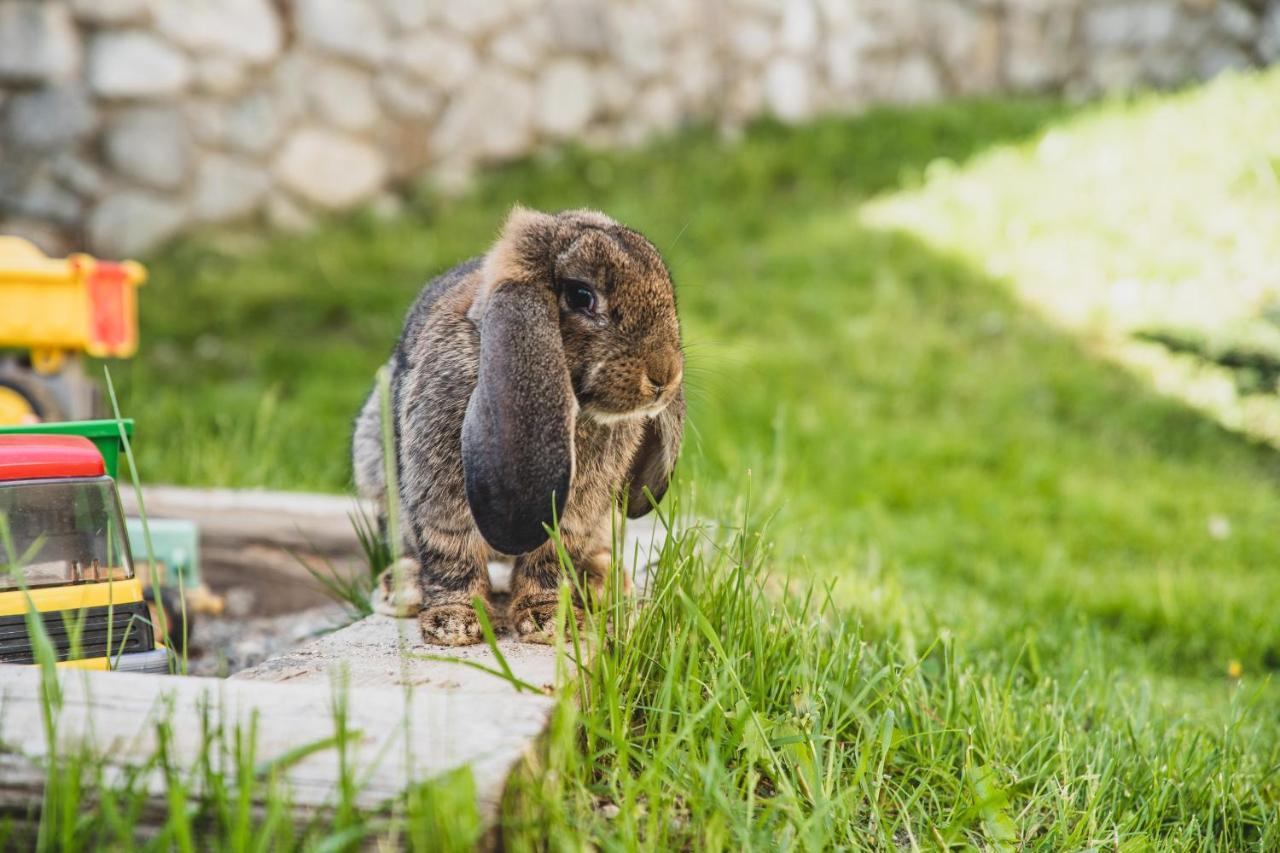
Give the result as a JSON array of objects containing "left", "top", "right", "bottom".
[
  {"left": 0, "top": 432, "right": 168, "bottom": 672},
  {"left": 0, "top": 236, "right": 146, "bottom": 424}
]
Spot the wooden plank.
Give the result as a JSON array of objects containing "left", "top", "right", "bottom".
[
  {"left": 119, "top": 486, "right": 371, "bottom": 555},
  {"left": 0, "top": 663, "right": 553, "bottom": 819},
  {"left": 0, "top": 508, "right": 671, "bottom": 832}
]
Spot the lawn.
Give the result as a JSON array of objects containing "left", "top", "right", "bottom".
[{"left": 102, "top": 68, "right": 1280, "bottom": 847}]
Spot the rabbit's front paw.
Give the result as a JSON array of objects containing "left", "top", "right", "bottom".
[
  {"left": 372, "top": 557, "right": 423, "bottom": 617},
  {"left": 419, "top": 602, "right": 486, "bottom": 646},
  {"left": 510, "top": 594, "right": 583, "bottom": 644}
]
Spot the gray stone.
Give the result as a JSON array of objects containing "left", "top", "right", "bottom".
[
  {"left": 296, "top": 0, "right": 389, "bottom": 65},
  {"left": 191, "top": 154, "right": 269, "bottom": 223},
  {"left": 491, "top": 25, "right": 547, "bottom": 73},
  {"left": 88, "top": 192, "right": 186, "bottom": 255},
  {"left": 104, "top": 107, "right": 191, "bottom": 191},
  {"left": 591, "top": 65, "right": 634, "bottom": 115},
  {"left": 431, "top": 69, "right": 535, "bottom": 161},
  {"left": 380, "top": 0, "right": 431, "bottom": 31},
  {"left": 393, "top": 31, "right": 477, "bottom": 90},
  {"left": 382, "top": 120, "right": 433, "bottom": 178},
  {"left": 673, "top": 42, "right": 717, "bottom": 107},
  {"left": 1262, "top": 5, "right": 1280, "bottom": 63},
  {"left": 308, "top": 63, "right": 379, "bottom": 132},
  {"left": 69, "top": 0, "right": 150, "bottom": 25},
  {"left": 0, "top": 2, "right": 81, "bottom": 84},
  {"left": 763, "top": 56, "right": 813, "bottom": 123},
  {"left": 224, "top": 89, "right": 285, "bottom": 155},
  {"left": 781, "top": 0, "right": 820, "bottom": 54},
  {"left": 887, "top": 53, "right": 943, "bottom": 103},
  {"left": 1085, "top": 1, "right": 1179, "bottom": 48},
  {"left": 437, "top": 0, "right": 514, "bottom": 37},
  {"left": 1197, "top": 41, "right": 1252, "bottom": 78},
  {"left": 272, "top": 127, "right": 387, "bottom": 209},
  {"left": 534, "top": 58, "right": 596, "bottom": 138},
  {"left": 88, "top": 31, "right": 191, "bottom": 98},
  {"left": 265, "top": 192, "right": 315, "bottom": 232},
  {"left": 546, "top": 0, "right": 608, "bottom": 54},
  {"left": 375, "top": 72, "right": 440, "bottom": 120},
  {"left": 154, "top": 0, "right": 283, "bottom": 63},
  {"left": 1214, "top": 2, "right": 1256, "bottom": 43},
  {"left": 4, "top": 87, "right": 97, "bottom": 149},
  {"left": 730, "top": 17, "right": 775, "bottom": 64},
  {"left": 193, "top": 56, "right": 250, "bottom": 95},
  {"left": 15, "top": 173, "right": 82, "bottom": 224},
  {"left": 0, "top": 217, "right": 70, "bottom": 256},
  {"left": 610, "top": 5, "right": 667, "bottom": 78},
  {"left": 50, "top": 152, "right": 106, "bottom": 199},
  {"left": 634, "top": 84, "right": 680, "bottom": 135}
]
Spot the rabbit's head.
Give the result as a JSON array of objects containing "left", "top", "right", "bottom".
[{"left": 462, "top": 207, "right": 683, "bottom": 554}]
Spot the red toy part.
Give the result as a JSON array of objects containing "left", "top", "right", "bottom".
[
  {"left": 85, "top": 261, "right": 132, "bottom": 354},
  {"left": 0, "top": 435, "right": 106, "bottom": 482}
]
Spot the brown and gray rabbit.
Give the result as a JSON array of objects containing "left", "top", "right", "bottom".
[{"left": 352, "top": 206, "right": 684, "bottom": 646}]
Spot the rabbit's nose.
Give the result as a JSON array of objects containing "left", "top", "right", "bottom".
[{"left": 647, "top": 364, "right": 682, "bottom": 401}]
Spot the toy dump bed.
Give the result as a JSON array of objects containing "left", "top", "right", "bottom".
[{"left": 0, "top": 236, "right": 145, "bottom": 360}]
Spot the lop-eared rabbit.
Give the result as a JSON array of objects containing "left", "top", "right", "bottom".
[{"left": 352, "top": 207, "right": 684, "bottom": 645}]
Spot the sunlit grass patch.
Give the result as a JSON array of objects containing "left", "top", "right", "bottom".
[{"left": 865, "top": 67, "right": 1280, "bottom": 447}]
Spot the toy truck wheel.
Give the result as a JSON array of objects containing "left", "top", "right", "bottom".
[{"left": 0, "top": 372, "right": 66, "bottom": 424}]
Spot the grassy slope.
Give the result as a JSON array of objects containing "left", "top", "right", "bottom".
[{"left": 113, "top": 69, "right": 1280, "bottom": 847}]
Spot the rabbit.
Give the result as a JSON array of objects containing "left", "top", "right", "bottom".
[{"left": 352, "top": 206, "right": 684, "bottom": 646}]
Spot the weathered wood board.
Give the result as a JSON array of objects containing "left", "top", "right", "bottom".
[
  {"left": 0, "top": 663, "right": 552, "bottom": 818},
  {"left": 1, "top": 490, "right": 671, "bottom": 832}
]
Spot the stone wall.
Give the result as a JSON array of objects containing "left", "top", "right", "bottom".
[{"left": 1, "top": 0, "right": 1275, "bottom": 256}]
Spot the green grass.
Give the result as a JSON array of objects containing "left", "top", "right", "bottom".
[{"left": 79, "top": 67, "right": 1280, "bottom": 847}]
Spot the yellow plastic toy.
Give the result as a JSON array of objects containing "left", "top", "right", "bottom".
[{"left": 0, "top": 236, "right": 146, "bottom": 424}]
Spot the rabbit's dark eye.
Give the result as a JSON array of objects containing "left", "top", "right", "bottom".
[{"left": 564, "top": 281, "right": 598, "bottom": 315}]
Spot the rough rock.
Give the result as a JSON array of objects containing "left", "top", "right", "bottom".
[
  {"left": 730, "top": 17, "right": 775, "bottom": 64},
  {"left": 534, "top": 58, "right": 596, "bottom": 137},
  {"left": 191, "top": 154, "right": 270, "bottom": 223},
  {"left": 394, "top": 31, "right": 477, "bottom": 90},
  {"left": 296, "top": 0, "right": 389, "bottom": 65},
  {"left": 764, "top": 56, "right": 813, "bottom": 123},
  {"left": 50, "top": 153, "right": 105, "bottom": 199},
  {"left": 308, "top": 63, "right": 379, "bottom": 132},
  {"left": 375, "top": 72, "right": 440, "bottom": 120},
  {"left": 431, "top": 69, "right": 535, "bottom": 161},
  {"left": 88, "top": 192, "right": 186, "bottom": 255},
  {"left": 154, "top": 0, "right": 282, "bottom": 63},
  {"left": 265, "top": 192, "right": 315, "bottom": 232},
  {"left": 69, "top": 0, "right": 151, "bottom": 25},
  {"left": 781, "top": 0, "right": 820, "bottom": 54},
  {"left": 14, "top": 173, "right": 82, "bottom": 224},
  {"left": 193, "top": 56, "right": 250, "bottom": 95},
  {"left": 610, "top": 5, "right": 667, "bottom": 78},
  {"left": 1262, "top": 5, "right": 1280, "bottom": 63},
  {"left": 88, "top": 30, "right": 191, "bottom": 98},
  {"left": 0, "top": 2, "right": 81, "bottom": 84},
  {"left": 379, "top": 0, "right": 431, "bottom": 32},
  {"left": 4, "top": 87, "right": 97, "bottom": 149},
  {"left": 491, "top": 25, "right": 547, "bottom": 73},
  {"left": 104, "top": 107, "right": 191, "bottom": 191},
  {"left": 437, "top": 0, "right": 513, "bottom": 37},
  {"left": 224, "top": 89, "right": 285, "bottom": 155},
  {"left": 1084, "top": 1, "right": 1179, "bottom": 48},
  {"left": 272, "top": 127, "right": 387, "bottom": 209}
]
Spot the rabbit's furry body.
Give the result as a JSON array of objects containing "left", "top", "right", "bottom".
[{"left": 353, "top": 208, "right": 684, "bottom": 645}]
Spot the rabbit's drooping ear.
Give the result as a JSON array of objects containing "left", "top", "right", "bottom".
[
  {"left": 625, "top": 386, "right": 685, "bottom": 518},
  {"left": 462, "top": 282, "right": 576, "bottom": 555}
]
